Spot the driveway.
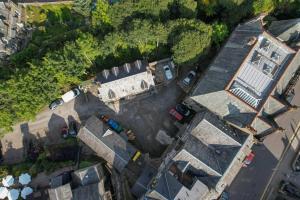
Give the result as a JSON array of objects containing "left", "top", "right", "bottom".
[
  {"left": 1, "top": 82, "right": 184, "bottom": 164},
  {"left": 228, "top": 80, "right": 300, "bottom": 200}
]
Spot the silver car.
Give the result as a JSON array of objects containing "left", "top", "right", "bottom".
[{"left": 163, "top": 65, "right": 173, "bottom": 80}]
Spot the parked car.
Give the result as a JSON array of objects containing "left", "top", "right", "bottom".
[
  {"left": 61, "top": 88, "right": 80, "bottom": 103},
  {"left": 100, "top": 115, "right": 124, "bottom": 133},
  {"left": 292, "top": 150, "right": 300, "bottom": 172},
  {"left": 49, "top": 98, "right": 64, "bottom": 110},
  {"left": 242, "top": 152, "right": 255, "bottom": 167},
  {"left": 163, "top": 65, "right": 173, "bottom": 80},
  {"left": 175, "top": 103, "right": 191, "bottom": 117},
  {"left": 183, "top": 70, "right": 196, "bottom": 86},
  {"left": 278, "top": 181, "right": 300, "bottom": 199},
  {"left": 169, "top": 108, "right": 183, "bottom": 121}
]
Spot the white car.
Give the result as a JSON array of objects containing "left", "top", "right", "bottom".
[
  {"left": 61, "top": 88, "right": 80, "bottom": 103},
  {"left": 183, "top": 70, "right": 196, "bottom": 86},
  {"left": 163, "top": 65, "right": 173, "bottom": 80}
]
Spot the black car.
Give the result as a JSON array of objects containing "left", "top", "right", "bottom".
[
  {"left": 175, "top": 103, "right": 191, "bottom": 117},
  {"left": 49, "top": 98, "right": 64, "bottom": 110}
]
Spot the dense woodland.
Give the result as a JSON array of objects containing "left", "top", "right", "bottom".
[{"left": 0, "top": 0, "right": 299, "bottom": 133}]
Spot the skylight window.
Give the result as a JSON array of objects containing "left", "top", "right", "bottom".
[
  {"left": 271, "top": 51, "right": 280, "bottom": 61},
  {"left": 262, "top": 63, "right": 273, "bottom": 75}
]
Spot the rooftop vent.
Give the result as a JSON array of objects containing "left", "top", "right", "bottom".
[
  {"left": 260, "top": 39, "right": 271, "bottom": 52},
  {"left": 135, "top": 60, "right": 142, "bottom": 70},
  {"left": 262, "top": 63, "right": 276, "bottom": 76},
  {"left": 111, "top": 67, "right": 119, "bottom": 77},
  {"left": 102, "top": 69, "right": 110, "bottom": 79},
  {"left": 123, "top": 63, "right": 131, "bottom": 73}
]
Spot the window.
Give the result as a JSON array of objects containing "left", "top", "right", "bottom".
[{"left": 263, "top": 63, "right": 272, "bottom": 75}]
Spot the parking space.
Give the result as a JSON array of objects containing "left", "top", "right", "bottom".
[{"left": 98, "top": 82, "right": 184, "bottom": 157}]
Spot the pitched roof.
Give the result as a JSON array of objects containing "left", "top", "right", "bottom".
[
  {"left": 268, "top": 18, "right": 300, "bottom": 43},
  {"left": 97, "top": 60, "right": 155, "bottom": 102},
  {"left": 72, "top": 164, "right": 105, "bottom": 187},
  {"left": 146, "top": 111, "right": 252, "bottom": 200},
  {"left": 187, "top": 17, "right": 264, "bottom": 126},
  {"left": 77, "top": 116, "right": 137, "bottom": 173},
  {"left": 72, "top": 183, "right": 106, "bottom": 200},
  {"left": 187, "top": 17, "right": 300, "bottom": 134},
  {"left": 48, "top": 184, "right": 72, "bottom": 200}
]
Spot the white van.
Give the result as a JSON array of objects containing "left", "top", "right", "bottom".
[{"left": 61, "top": 88, "right": 80, "bottom": 103}]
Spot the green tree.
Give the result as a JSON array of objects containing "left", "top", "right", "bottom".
[
  {"left": 212, "top": 22, "right": 229, "bottom": 47},
  {"left": 169, "top": 0, "right": 197, "bottom": 19},
  {"left": 91, "top": 0, "right": 111, "bottom": 30},
  {"left": 73, "top": 0, "right": 92, "bottom": 16},
  {"left": 253, "top": 0, "right": 275, "bottom": 15},
  {"left": 171, "top": 29, "right": 212, "bottom": 66}
]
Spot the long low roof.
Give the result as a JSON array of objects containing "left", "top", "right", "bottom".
[
  {"left": 97, "top": 60, "right": 155, "bottom": 102},
  {"left": 77, "top": 116, "right": 137, "bottom": 172}
]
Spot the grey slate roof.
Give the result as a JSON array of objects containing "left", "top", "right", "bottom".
[
  {"left": 131, "top": 165, "right": 157, "bottom": 198},
  {"left": 72, "top": 164, "right": 105, "bottom": 187},
  {"left": 77, "top": 115, "right": 137, "bottom": 173},
  {"left": 186, "top": 17, "right": 300, "bottom": 135},
  {"left": 48, "top": 183, "right": 72, "bottom": 200},
  {"left": 268, "top": 18, "right": 300, "bottom": 43},
  {"left": 186, "top": 17, "right": 264, "bottom": 126},
  {"left": 146, "top": 111, "right": 252, "bottom": 200},
  {"left": 72, "top": 183, "right": 106, "bottom": 200}
]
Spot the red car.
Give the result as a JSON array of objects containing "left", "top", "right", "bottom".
[
  {"left": 242, "top": 152, "right": 255, "bottom": 167},
  {"left": 169, "top": 108, "right": 183, "bottom": 121}
]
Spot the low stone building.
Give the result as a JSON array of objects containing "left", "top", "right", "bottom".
[{"left": 96, "top": 60, "right": 155, "bottom": 102}]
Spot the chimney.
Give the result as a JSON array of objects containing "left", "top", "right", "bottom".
[
  {"left": 247, "top": 36, "right": 257, "bottom": 46},
  {"left": 123, "top": 63, "right": 131, "bottom": 73},
  {"left": 111, "top": 67, "right": 119, "bottom": 77},
  {"left": 135, "top": 60, "right": 142, "bottom": 70},
  {"left": 102, "top": 69, "right": 110, "bottom": 79}
]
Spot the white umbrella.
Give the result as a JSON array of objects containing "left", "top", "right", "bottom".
[
  {"left": 18, "top": 173, "right": 31, "bottom": 185},
  {"left": 2, "top": 175, "right": 14, "bottom": 187},
  {"left": 0, "top": 187, "right": 8, "bottom": 199},
  {"left": 21, "top": 187, "right": 33, "bottom": 199},
  {"left": 7, "top": 189, "right": 19, "bottom": 200}
]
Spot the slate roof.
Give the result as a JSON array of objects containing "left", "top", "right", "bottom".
[
  {"left": 72, "top": 164, "right": 105, "bottom": 187},
  {"left": 269, "top": 18, "right": 300, "bottom": 44},
  {"left": 77, "top": 115, "right": 137, "bottom": 173},
  {"left": 186, "top": 17, "right": 264, "bottom": 127},
  {"left": 97, "top": 60, "right": 155, "bottom": 102},
  {"left": 186, "top": 17, "right": 300, "bottom": 135},
  {"left": 72, "top": 183, "right": 106, "bottom": 200},
  {"left": 146, "top": 111, "right": 252, "bottom": 200},
  {"left": 48, "top": 183, "right": 72, "bottom": 200}
]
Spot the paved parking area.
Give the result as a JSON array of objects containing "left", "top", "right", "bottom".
[{"left": 1, "top": 81, "right": 184, "bottom": 164}]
